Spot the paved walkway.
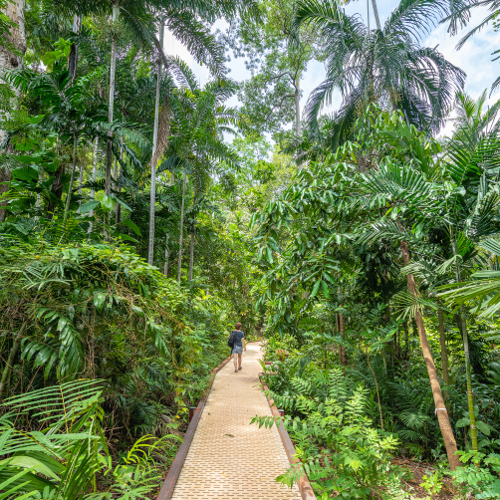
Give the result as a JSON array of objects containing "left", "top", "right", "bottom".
[{"left": 171, "top": 342, "right": 302, "bottom": 499}]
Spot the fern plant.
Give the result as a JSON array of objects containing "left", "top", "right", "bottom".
[
  {"left": 253, "top": 369, "right": 402, "bottom": 499},
  {"left": 0, "top": 379, "right": 182, "bottom": 498}
]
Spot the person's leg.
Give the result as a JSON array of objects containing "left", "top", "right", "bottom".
[
  {"left": 233, "top": 353, "right": 238, "bottom": 371},
  {"left": 238, "top": 353, "right": 242, "bottom": 369}
]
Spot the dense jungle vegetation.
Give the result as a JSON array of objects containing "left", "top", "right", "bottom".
[{"left": 2, "top": 0, "right": 500, "bottom": 497}]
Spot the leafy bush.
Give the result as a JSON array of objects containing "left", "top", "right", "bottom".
[
  {"left": 0, "top": 379, "right": 182, "bottom": 499},
  {"left": 451, "top": 450, "right": 500, "bottom": 499},
  {"left": 253, "top": 367, "right": 404, "bottom": 499}
]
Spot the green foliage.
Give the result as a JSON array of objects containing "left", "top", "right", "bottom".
[
  {"left": 451, "top": 451, "right": 500, "bottom": 499},
  {"left": 253, "top": 366, "right": 403, "bottom": 499},
  {"left": 0, "top": 379, "right": 182, "bottom": 498}
]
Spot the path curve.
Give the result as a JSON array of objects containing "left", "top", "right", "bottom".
[{"left": 171, "top": 342, "right": 302, "bottom": 499}]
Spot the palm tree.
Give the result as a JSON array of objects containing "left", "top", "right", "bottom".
[
  {"left": 162, "top": 76, "right": 241, "bottom": 281},
  {"left": 293, "top": 0, "right": 465, "bottom": 134}
]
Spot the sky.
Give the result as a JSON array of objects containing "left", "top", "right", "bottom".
[{"left": 165, "top": 1, "right": 500, "bottom": 137}]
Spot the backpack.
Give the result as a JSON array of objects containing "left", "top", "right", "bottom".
[{"left": 227, "top": 330, "right": 236, "bottom": 348}]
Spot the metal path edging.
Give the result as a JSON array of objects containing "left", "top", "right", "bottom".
[
  {"left": 260, "top": 375, "right": 317, "bottom": 500},
  {"left": 156, "top": 354, "right": 232, "bottom": 500}
]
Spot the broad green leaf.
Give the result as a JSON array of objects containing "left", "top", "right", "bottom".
[
  {"left": 121, "top": 219, "right": 141, "bottom": 236},
  {"left": 79, "top": 200, "right": 100, "bottom": 214}
]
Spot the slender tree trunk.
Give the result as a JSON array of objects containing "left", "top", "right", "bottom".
[
  {"left": 163, "top": 234, "right": 170, "bottom": 276},
  {"left": 105, "top": 3, "right": 119, "bottom": 198},
  {"left": 188, "top": 191, "right": 197, "bottom": 281},
  {"left": 0, "top": 0, "right": 26, "bottom": 221},
  {"left": 88, "top": 136, "right": 98, "bottom": 234},
  {"left": 0, "top": 322, "right": 26, "bottom": 399},
  {"left": 451, "top": 236, "right": 478, "bottom": 451},
  {"left": 366, "top": 348, "right": 384, "bottom": 430},
  {"left": 177, "top": 173, "right": 187, "bottom": 282},
  {"left": 188, "top": 231, "right": 195, "bottom": 281},
  {"left": 400, "top": 240, "right": 459, "bottom": 469},
  {"left": 0, "top": 168, "right": 11, "bottom": 222},
  {"left": 437, "top": 304, "right": 450, "bottom": 386},
  {"left": 339, "top": 312, "right": 347, "bottom": 367},
  {"left": 459, "top": 304, "right": 478, "bottom": 451},
  {"left": 403, "top": 321, "right": 409, "bottom": 359},
  {"left": 294, "top": 79, "right": 301, "bottom": 136},
  {"left": 68, "top": 14, "right": 81, "bottom": 81},
  {"left": 114, "top": 142, "right": 122, "bottom": 224},
  {"left": 148, "top": 18, "right": 164, "bottom": 265},
  {"left": 370, "top": 0, "right": 381, "bottom": 29},
  {"left": 63, "top": 134, "right": 78, "bottom": 223}
]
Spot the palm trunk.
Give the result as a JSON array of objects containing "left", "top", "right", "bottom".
[
  {"left": 177, "top": 173, "right": 187, "bottom": 282},
  {"left": 437, "top": 304, "right": 450, "bottom": 386},
  {"left": 63, "top": 134, "right": 78, "bottom": 223},
  {"left": 68, "top": 14, "right": 81, "bottom": 80},
  {"left": 88, "top": 136, "right": 98, "bottom": 234},
  {"left": 163, "top": 234, "right": 170, "bottom": 276},
  {"left": 339, "top": 312, "right": 347, "bottom": 367},
  {"left": 105, "top": 3, "right": 119, "bottom": 198},
  {"left": 400, "top": 240, "right": 459, "bottom": 469},
  {"left": 188, "top": 231, "right": 195, "bottom": 281},
  {"left": 0, "top": 168, "right": 11, "bottom": 222},
  {"left": 452, "top": 237, "right": 478, "bottom": 451},
  {"left": 459, "top": 304, "right": 478, "bottom": 451},
  {"left": 403, "top": 320, "right": 409, "bottom": 359},
  {"left": 148, "top": 18, "right": 164, "bottom": 265},
  {"left": 366, "top": 348, "right": 384, "bottom": 430},
  {"left": 0, "top": 322, "right": 26, "bottom": 399},
  {"left": 295, "top": 79, "right": 300, "bottom": 136},
  {"left": 0, "top": 0, "right": 26, "bottom": 221},
  {"left": 370, "top": 0, "right": 381, "bottom": 29}
]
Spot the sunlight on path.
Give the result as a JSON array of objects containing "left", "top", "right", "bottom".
[{"left": 171, "top": 342, "right": 302, "bottom": 499}]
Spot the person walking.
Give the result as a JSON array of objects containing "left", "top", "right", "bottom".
[{"left": 231, "top": 322, "right": 246, "bottom": 373}]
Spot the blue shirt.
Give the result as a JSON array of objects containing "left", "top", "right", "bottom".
[{"left": 233, "top": 330, "right": 244, "bottom": 347}]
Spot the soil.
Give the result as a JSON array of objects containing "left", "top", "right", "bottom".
[{"left": 391, "top": 457, "right": 460, "bottom": 499}]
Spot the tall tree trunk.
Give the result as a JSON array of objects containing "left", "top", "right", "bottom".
[
  {"left": 452, "top": 237, "right": 478, "bottom": 451},
  {"left": 177, "top": 173, "right": 187, "bottom": 283},
  {"left": 88, "top": 136, "right": 98, "bottom": 234},
  {"left": 294, "top": 79, "right": 300, "bottom": 136},
  {"left": 114, "top": 141, "right": 122, "bottom": 224},
  {"left": 459, "top": 304, "right": 478, "bottom": 451},
  {"left": 366, "top": 348, "right": 384, "bottom": 430},
  {"left": 403, "top": 320, "right": 409, "bottom": 359},
  {"left": 105, "top": 3, "right": 119, "bottom": 198},
  {"left": 68, "top": 14, "right": 81, "bottom": 81},
  {"left": 400, "top": 241, "right": 459, "bottom": 469},
  {"left": 370, "top": 0, "right": 381, "bottom": 29},
  {"left": 437, "top": 304, "right": 450, "bottom": 386},
  {"left": 148, "top": 19, "right": 164, "bottom": 265},
  {"left": 0, "top": 0, "right": 26, "bottom": 221},
  {"left": 188, "top": 191, "right": 197, "bottom": 281},
  {"left": 0, "top": 168, "right": 10, "bottom": 222},
  {"left": 0, "top": 322, "right": 26, "bottom": 400},
  {"left": 163, "top": 234, "right": 169, "bottom": 276},
  {"left": 188, "top": 231, "right": 195, "bottom": 281},
  {"left": 339, "top": 312, "right": 347, "bottom": 367},
  {"left": 63, "top": 134, "right": 78, "bottom": 223}
]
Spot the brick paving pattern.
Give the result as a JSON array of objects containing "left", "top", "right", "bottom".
[{"left": 171, "top": 342, "right": 302, "bottom": 499}]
